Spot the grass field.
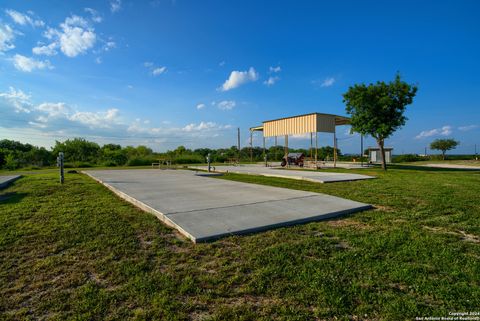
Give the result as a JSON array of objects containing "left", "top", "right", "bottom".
[{"left": 1, "top": 166, "right": 479, "bottom": 320}]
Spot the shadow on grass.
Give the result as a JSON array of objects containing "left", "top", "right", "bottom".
[{"left": 0, "top": 192, "right": 27, "bottom": 204}]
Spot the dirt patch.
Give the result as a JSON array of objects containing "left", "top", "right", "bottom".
[
  {"left": 423, "top": 226, "right": 480, "bottom": 244},
  {"left": 373, "top": 205, "right": 395, "bottom": 212},
  {"left": 458, "top": 230, "right": 480, "bottom": 244},
  {"left": 325, "top": 219, "right": 371, "bottom": 230}
]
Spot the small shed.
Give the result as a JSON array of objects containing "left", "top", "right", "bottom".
[{"left": 368, "top": 147, "right": 393, "bottom": 163}]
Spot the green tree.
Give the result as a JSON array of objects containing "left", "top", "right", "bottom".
[
  {"left": 430, "top": 139, "right": 459, "bottom": 160},
  {"left": 343, "top": 73, "right": 417, "bottom": 170},
  {"left": 52, "top": 138, "right": 100, "bottom": 163},
  {"left": 5, "top": 153, "right": 18, "bottom": 170}
]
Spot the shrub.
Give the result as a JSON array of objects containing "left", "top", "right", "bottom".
[
  {"left": 127, "top": 157, "right": 157, "bottom": 166},
  {"left": 393, "top": 154, "right": 426, "bottom": 163},
  {"left": 173, "top": 155, "right": 204, "bottom": 164},
  {"left": 74, "top": 162, "right": 94, "bottom": 168},
  {"left": 102, "top": 161, "right": 118, "bottom": 167}
]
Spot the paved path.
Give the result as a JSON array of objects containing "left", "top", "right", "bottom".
[
  {"left": 190, "top": 165, "right": 374, "bottom": 183},
  {"left": 0, "top": 175, "right": 21, "bottom": 189},
  {"left": 84, "top": 169, "right": 371, "bottom": 243}
]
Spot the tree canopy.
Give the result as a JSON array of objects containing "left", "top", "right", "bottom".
[
  {"left": 343, "top": 73, "right": 417, "bottom": 170},
  {"left": 430, "top": 139, "right": 459, "bottom": 160}
]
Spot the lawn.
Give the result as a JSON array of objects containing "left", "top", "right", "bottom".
[{"left": 0, "top": 166, "right": 479, "bottom": 320}]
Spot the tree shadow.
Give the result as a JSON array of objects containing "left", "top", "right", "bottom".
[{"left": 0, "top": 192, "right": 27, "bottom": 204}]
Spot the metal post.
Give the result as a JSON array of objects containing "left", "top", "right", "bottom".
[
  {"left": 333, "top": 131, "right": 337, "bottom": 168},
  {"left": 274, "top": 136, "right": 277, "bottom": 161},
  {"left": 237, "top": 127, "right": 241, "bottom": 162},
  {"left": 285, "top": 135, "right": 289, "bottom": 167},
  {"left": 263, "top": 136, "right": 266, "bottom": 167},
  {"left": 57, "top": 152, "right": 64, "bottom": 184},
  {"left": 315, "top": 131, "right": 318, "bottom": 167},
  {"left": 251, "top": 132, "right": 254, "bottom": 162},
  {"left": 360, "top": 135, "right": 364, "bottom": 167},
  {"left": 310, "top": 132, "right": 313, "bottom": 159},
  {"left": 207, "top": 153, "right": 211, "bottom": 172}
]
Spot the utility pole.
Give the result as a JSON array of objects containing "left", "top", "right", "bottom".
[
  {"left": 425, "top": 147, "right": 427, "bottom": 156},
  {"left": 237, "top": 127, "right": 241, "bottom": 162}
]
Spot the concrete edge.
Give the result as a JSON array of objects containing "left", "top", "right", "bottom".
[
  {"left": 0, "top": 175, "right": 22, "bottom": 189},
  {"left": 190, "top": 166, "right": 375, "bottom": 184},
  {"left": 194, "top": 204, "right": 374, "bottom": 242},
  {"left": 81, "top": 171, "right": 198, "bottom": 243}
]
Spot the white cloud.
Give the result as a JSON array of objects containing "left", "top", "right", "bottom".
[
  {"left": 1, "top": 86, "right": 237, "bottom": 150},
  {"left": 28, "top": 121, "right": 47, "bottom": 129},
  {"left": 320, "top": 77, "right": 335, "bottom": 87},
  {"left": 36, "top": 102, "right": 69, "bottom": 118},
  {"left": 0, "top": 86, "right": 32, "bottom": 113},
  {"left": 219, "top": 67, "right": 259, "bottom": 91},
  {"left": 269, "top": 66, "right": 281, "bottom": 73},
  {"left": 110, "top": 0, "right": 122, "bottom": 13},
  {"left": 196, "top": 103, "right": 206, "bottom": 110},
  {"left": 42, "top": 15, "right": 96, "bottom": 58},
  {"left": 12, "top": 54, "right": 53, "bottom": 72},
  {"left": 32, "top": 42, "right": 57, "bottom": 56},
  {"left": 0, "top": 24, "right": 16, "bottom": 52},
  {"left": 84, "top": 8, "right": 103, "bottom": 23},
  {"left": 144, "top": 61, "right": 154, "bottom": 67},
  {"left": 103, "top": 41, "right": 116, "bottom": 51},
  {"left": 219, "top": 61, "right": 226, "bottom": 67},
  {"left": 69, "top": 108, "right": 120, "bottom": 128},
  {"left": 95, "top": 57, "right": 102, "bottom": 64},
  {"left": 217, "top": 100, "right": 236, "bottom": 110},
  {"left": 458, "top": 125, "right": 478, "bottom": 132},
  {"left": 5, "top": 9, "right": 44, "bottom": 28},
  {"left": 59, "top": 16, "right": 96, "bottom": 57},
  {"left": 182, "top": 121, "right": 231, "bottom": 132},
  {"left": 264, "top": 76, "right": 279, "bottom": 86},
  {"left": 290, "top": 133, "right": 310, "bottom": 139},
  {"left": 415, "top": 125, "right": 452, "bottom": 139},
  {"left": 152, "top": 66, "right": 167, "bottom": 76}
]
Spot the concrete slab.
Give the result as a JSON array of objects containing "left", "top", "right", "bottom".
[
  {"left": 0, "top": 175, "right": 21, "bottom": 189},
  {"left": 190, "top": 165, "right": 374, "bottom": 183},
  {"left": 84, "top": 169, "right": 372, "bottom": 242}
]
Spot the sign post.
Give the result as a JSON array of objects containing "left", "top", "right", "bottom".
[
  {"left": 57, "top": 152, "right": 64, "bottom": 184},
  {"left": 206, "top": 153, "right": 211, "bottom": 172}
]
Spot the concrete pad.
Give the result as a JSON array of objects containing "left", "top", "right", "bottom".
[
  {"left": 84, "top": 169, "right": 372, "bottom": 243},
  {"left": 190, "top": 165, "right": 374, "bottom": 183},
  {"left": 0, "top": 175, "right": 21, "bottom": 189}
]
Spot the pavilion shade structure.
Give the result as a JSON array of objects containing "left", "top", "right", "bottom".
[{"left": 262, "top": 113, "right": 350, "bottom": 137}]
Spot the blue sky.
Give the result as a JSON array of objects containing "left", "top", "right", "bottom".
[{"left": 0, "top": 0, "right": 479, "bottom": 154}]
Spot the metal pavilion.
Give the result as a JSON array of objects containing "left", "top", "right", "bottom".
[{"left": 249, "top": 112, "right": 355, "bottom": 168}]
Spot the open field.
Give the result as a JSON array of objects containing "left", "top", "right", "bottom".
[{"left": 1, "top": 166, "right": 479, "bottom": 320}]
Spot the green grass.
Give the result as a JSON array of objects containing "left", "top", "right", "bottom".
[{"left": 0, "top": 166, "right": 479, "bottom": 320}]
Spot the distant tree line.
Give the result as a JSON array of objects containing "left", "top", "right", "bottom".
[{"left": 0, "top": 138, "right": 342, "bottom": 170}]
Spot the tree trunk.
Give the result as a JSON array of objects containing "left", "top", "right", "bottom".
[
  {"left": 377, "top": 139, "right": 387, "bottom": 171},
  {"left": 442, "top": 151, "right": 446, "bottom": 160}
]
